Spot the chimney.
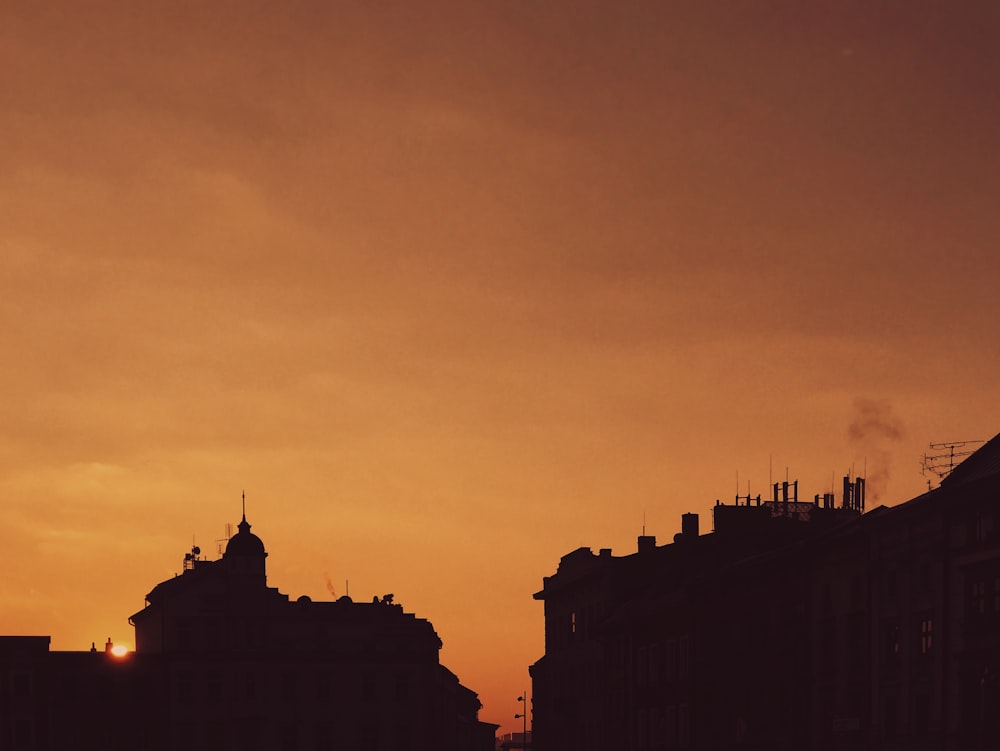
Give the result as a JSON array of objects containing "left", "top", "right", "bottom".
[
  {"left": 681, "top": 513, "right": 699, "bottom": 540},
  {"left": 843, "top": 475, "right": 852, "bottom": 510},
  {"left": 855, "top": 477, "right": 865, "bottom": 513},
  {"left": 637, "top": 535, "right": 656, "bottom": 554}
]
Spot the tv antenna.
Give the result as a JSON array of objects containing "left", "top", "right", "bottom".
[
  {"left": 920, "top": 440, "right": 983, "bottom": 484},
  {"left": 215, "top": 522, "right": 234, "bottom": 557}
]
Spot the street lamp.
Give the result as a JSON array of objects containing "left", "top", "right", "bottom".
[{"left": 515, "top": 692, "right": 529, "bottom": 750}]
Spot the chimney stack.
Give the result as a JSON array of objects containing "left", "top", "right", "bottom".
[
  {"left": 637, "top": 535, "right": 656, "bottom": 553},
  {"left": 681, "top": 513, "right": 699, "bottom": 540}
]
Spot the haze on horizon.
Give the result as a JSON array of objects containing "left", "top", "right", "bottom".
[{"left": 2, "top": 0, "right": 999, "bottom": 733}]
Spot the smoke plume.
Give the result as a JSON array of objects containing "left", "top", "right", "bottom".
[{"left": 848, "top": 398, "right": 905, "bottom": 502}]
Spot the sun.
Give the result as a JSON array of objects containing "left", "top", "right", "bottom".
[{"left": 109, "top": 644, "right": 129, "bottom": 658}]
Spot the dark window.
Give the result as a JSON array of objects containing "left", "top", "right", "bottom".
[
  {"left": 971, "top": 581, "right": 987, "bottom": 616},
  {"left": 820, "top": 619, "right": 836, "bottom": 676},
  {"left": 678, "top": 703, "right": 691, "bottom": 748},
  {"left": 281, "top": 672, "right": 297, "bottom": 702},
  {"left": 666, "top": 705, "right": 677, "bottom": 747},
  {"left": 394, "top": 672, "right": 409, "bottom": 701},
  {"left": 361, "top": 723, "right": 378, "bottom": 751},
  {"left": 11, "top": 672, "right": 30, "bottom": 698},
  {"left": 206, "top": 673, "right": 222, "bottom": 702},
  {"left": 177, "top": 620, "right": 193, "bottom": 650},
  {"left": 177, "top": 671, "right": 193, "bottom": 703},
  {"left": 279, "top": 723, "right": 298, "bottom": 751},
  {"left": 914, "top": 693, "right": 930, "bottom": 734},
  {"left": 919, "top": 561, "right": 931, "bottom": 593},
  {"left": 361, "top": 673, "right": 375, "bottom": 702},
  {"left": 316, "top": 671, "right": 332, "bottom": 700},
  {"left": 665, "top": 638, "right": 677, "bottom": 681},
  {"left": 884, "top": 620, "right": 900, "bottom": 664},
  {"left": 850, "top": 575, "right": 862, "bottom": 610},
  {"left": 393, "top": 722, "right": 412, "bottom": 751},
  {"left": 883, "top": 696, "right": 897, "bottom": 739},
  {"left": 885, "top": 569, "right": 897, "bottom": 600},
  {"left": 14, "top": 717, "right": 33, "bottom": 748},
  {"left": 678, "top": 635, "right": 690, "bottom": 679},
  {"left": 973, "top": 511, "right": 993, "bottom": 542},
  {"left": 919, "top": 617, "right": 934, "bottom": 655},
  {"left": 245, "top": 672, "right": 257, "bottom": 700},
  {"left": 649, "top": 643, "right": 662, "bottom": 685},
  {"left": 315, "top": 724, "right": 334, "bottom": 751},
  {"left": 994, "top": 576, "right": 1000, "bottom": 612},
  {"left": 637, "top": 646, "right": 649, "bottom": 687}
]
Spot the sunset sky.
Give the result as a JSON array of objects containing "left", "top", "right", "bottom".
[{"left": 2, "top": 0, "right": 999, "bottom": 732}]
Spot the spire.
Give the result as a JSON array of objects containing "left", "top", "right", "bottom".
[{"left": 238, "top": 491, "right": 251, "bottom": 534}]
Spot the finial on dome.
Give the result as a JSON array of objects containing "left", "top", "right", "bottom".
[{"left": 242, "top": 490, "right": 246, "bottom": 523}]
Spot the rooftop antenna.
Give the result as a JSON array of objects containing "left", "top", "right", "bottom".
[
  {"left": 241, "top": 490, "right": 246, "bottom": 521},
  {"left": 215, "top": 522, "right": 234, "bottom": 557},
  {"left": 921, "top": 440, "right": 983, "bottom": 484},
  {"left": 642, "top": 510, "right": 646, "bottom": 536}
]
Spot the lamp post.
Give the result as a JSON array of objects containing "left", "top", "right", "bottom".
[{"left": 515, "top": 692, "right": 529, "bottom": 750}]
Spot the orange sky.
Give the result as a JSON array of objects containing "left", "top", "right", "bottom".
[{"left": 2, "top": 0, "right": 999, "bottom": 733}]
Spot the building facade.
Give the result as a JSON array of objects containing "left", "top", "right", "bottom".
[
  {"left": 531, "top": 434, "right": 1000, "bottom": 751},
  {"left": 0, "top": 513, "right": 497, "bottom": 751}
]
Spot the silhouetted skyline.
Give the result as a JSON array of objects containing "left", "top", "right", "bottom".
[{"left": 3, "top": 1, "right": 999, "bottom": 733}]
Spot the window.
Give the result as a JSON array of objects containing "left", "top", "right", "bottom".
[
  {"left": 918, "top": 561, "right": 931, "bottom": 593},
  {"left": 884, "top": 620, "right": 900, "bottom": 664},
  {"left": 885, "top": 569, "right": 897, "bottom": 600},
  {"left": 649, "top": 643, "right": 662, "bottom": 685},
  {"left": 665, "top": 638, "right": 677, "bottom": 681},
  {"left": 883, "top": 696, "right": 897, "bottom": 739},
  {"left": 850, "top": 575, "right": 862, "bottom": 610},
  {"left": 973, "top": 511, "right": 993, "bottom": 542},
  {"left": 361, "top": 673, "right": 375, "bottom": 702},
  {"left": 570, "top": 611, "right": 577, "bottom": 634},
  {"left": 244, "top": 672, "right": 257, "bottom": 701},
  {"left": 316, "top": 671, "right": 332, "bottom": 700},
  {"left": 678, "top": 635, "right": 690, "bottom": 679},
  {"left": 394, "top": 672, "right": 409, "bottom": 701},
  {"left": 994, "top": 576, "right": 1000, "bottom": 612},
  {"left": 206, "top": 672, "right": 222, "bottom": 702},
  {"left": 281, "top": 672, "right": 297, "bottom": 702},
  {"left": 919, "top": 617, "right": 933, "bottom": 655},
  {"left": 914, "top": 693, "right": 930, "bottom": 734},
  {"left": 11, "top": 672, "right": 31, "bottom": 698},
  {"left": 971, "top": 581, "right": 987, "bottom": 616},
  {"left": 678, "top": 703, "right": 691, "bottom": 748},
  {"left": 176, "top": 671, "right": 193, "bottom": 703},
  {"left": 665, "top": 705, "right": 677, "bottom": 748}
]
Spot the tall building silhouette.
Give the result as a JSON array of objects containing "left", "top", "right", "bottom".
[
  {"left": 531, "top": 434, "right": 1000, "bottom": 750},
  {"left": 0, "top": 512, "right": 497, "bottom": 750}
]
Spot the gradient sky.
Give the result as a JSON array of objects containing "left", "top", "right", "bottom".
[{"left": 3, "top": 0, "right": 999, "bottom": 732}]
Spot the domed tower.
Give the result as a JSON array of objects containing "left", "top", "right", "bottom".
[{"left": 223, "top": 499, "right": 268, "bottom": 588}]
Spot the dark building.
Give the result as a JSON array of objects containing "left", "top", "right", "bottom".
[
  {"left": 0, "top": 512, "right": 498, "bottom": 751},
  {"left": 531, "top": 434, "right": 1000, "bottom": 751}
]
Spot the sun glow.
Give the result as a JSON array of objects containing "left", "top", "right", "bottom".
[{"left": 109, "top": 644, "right": 129, "bottom": 658}]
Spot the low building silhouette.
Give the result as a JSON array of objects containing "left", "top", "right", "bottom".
[
  {"left": 531, "top": 434, "right": 1000, "bottom": 750},
  {"left": 0, "top": 512, "right": 498, "bottom": 751}
]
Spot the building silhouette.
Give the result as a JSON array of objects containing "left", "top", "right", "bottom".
[
  {"left": 0, "top": 512, "right": 498, "bottom": 751},
  {"left": 530, "top": 434, "right": 1000, "bottom": 750}
]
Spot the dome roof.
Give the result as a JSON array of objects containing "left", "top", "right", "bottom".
[{"left": 224, "top": 516, "right": 266, "bottom": 557}]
